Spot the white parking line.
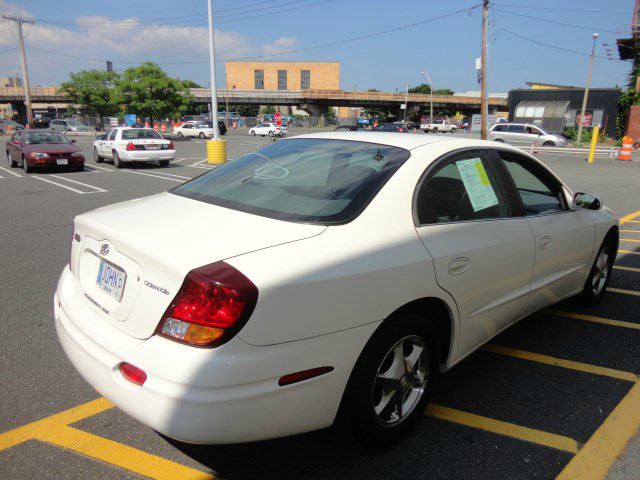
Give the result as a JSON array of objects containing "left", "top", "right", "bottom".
[
  {"left": 144, "top": 170, "right": 192, "bottom": 180},
  {"left": 49, "top": 175, "right": 107, "bottom": 192},
  {"left": 0, "top": 166, "right": 23, "bottom": 177},
  {"left": 88, "top": 164, "right": 113, "bottom": 171},
  {"left": 32, "top": 176, "right": 95, "bottom": 194},
  {"left": 123, "top": 170, "right": 184, "bottom": 183}
]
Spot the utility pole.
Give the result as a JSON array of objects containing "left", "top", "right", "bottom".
[
  {"left": 225, "top": 71, "right": 230, "bottom": 127},
  {"left": 403, "top": 84, "right": 408, "bottom": 122},
  {"left": 576, "top": 33, "right": 599, "bottom": 147},
  {"left": 480, "top": 0, "right": 489, "bottom": 139},
  {"left": 2, "top": 15, "right": 34, "bottom": 128}
]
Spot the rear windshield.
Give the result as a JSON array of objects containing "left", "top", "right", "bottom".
[
  {"left": 172, "top": 138, "right": 410, "bottom": 224},
  {"left": 122, "top": 129, "right": 163, "bottom": 140}
]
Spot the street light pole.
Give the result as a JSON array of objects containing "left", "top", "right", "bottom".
[
  {"left": 206, "top": 0, "right": 220, "bottom": 140},
  {"left": 403, "top": 84, "right": 408, "bottom": 122},
  {"left": 576, "top": 33, "right": 599, "bottom": 147},
  {"left": 420, "top": 71, "right": 434, "bottom": 124},
  {"left": 2, "top": 15, "right": 34, "bottom": 128},
  {"left": 225, "top": 71, "right": 230, "bottom": 127}
]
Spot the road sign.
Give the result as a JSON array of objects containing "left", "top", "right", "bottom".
[
  {"left": 274, "top": 112, "right": 282, "bottom": 126},
  {"left": 576, "top": 112, "right": 593, "bottom": 127}
]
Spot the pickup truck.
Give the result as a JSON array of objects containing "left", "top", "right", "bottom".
[{"left": 420, "top": 120, "right": 457, "bottom": 133}]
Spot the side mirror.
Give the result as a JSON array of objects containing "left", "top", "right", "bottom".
[
  {"left": 70, "top": 139, "right": 76, "bottom": 144},
  {"left": 574, "top": 192, "right": 601, "bottom": 210}
]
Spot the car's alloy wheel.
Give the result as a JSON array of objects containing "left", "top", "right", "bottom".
[
  {"left": 251, "top": 131, "right": 256, "bottom": 136},
  {"left": 177, "top": 132, "right": 184, "bottom": 138},
  {"left": 372, "top": 335, "right": 428, "bottom": 426},
  {"left": 450, "top": 128, "right": 456, "bottom": 133},
  {"left": 22, "top": 156, "right": 32, "bottom": 173},
  {"left": 7, "top": 150, "right": 17, "bottom": 168},
  {"left": 199, "top": 132, "right": 205, "bottom": 139},
  {"left": 581, "top": 236, "right": 615, "bottom": 305},
  {"left": 113, "top": 151, "right": 123, "bottom": 169},
  {"left": 591, "top": 246, "right": 610, "bottom": 296}
]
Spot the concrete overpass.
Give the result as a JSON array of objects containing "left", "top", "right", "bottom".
[{"left": 1, "top": 86, "right": 507, "bottom": 119}]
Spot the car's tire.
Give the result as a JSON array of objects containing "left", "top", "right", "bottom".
[
  {"left": 113, "top": 150, "right": 124, "bottom": 169},
  {"left": 580, "top": 234, "right": 616, "bottom": 305},
  {"left": 76, "top": 164, "right": 84, "bottom": 171},
  {"left": 342, "top": 313, "right": 440, "bottom": 446},
  {"left": 450, "top": 128, "right": 457, "bottom": 133},
  {"left": 269, "top": 131, "right": 275, "bottom": 137},
  {"left": 22, "top": 155, "right": 32, "bottom": 173},
  {"left": 7, "top": 151, "right": 17, "bottom": 168},
  {"left": 250, "top": 131, "right": 256, "bottom": 137},
  {"left": 423, "top": 129, "right": 429, "bottom": 133},
  {"left": 93, "top": 147, "right": 104, "bottom": 163},
  {"left": 159, "top": 160, "right": 170, "bottom": 167},
  {"left": 199, "top": 132, "right": 205, "bottom": 139},
  {"left": 543, "top": 141, "right": 555, "bottom": 146},
  {"left": 177, "top": 132, "right": 184, "bottom": 138},
  {"left": 433, "top": 128, "right": 438, "bottom": 133}
]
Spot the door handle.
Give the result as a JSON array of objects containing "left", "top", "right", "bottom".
[
  {"left": 448, "top": 257, "right": 471, "bottom": 276},
  {"left": 539, "top": 236, "right": 552, "bottom": 250}
]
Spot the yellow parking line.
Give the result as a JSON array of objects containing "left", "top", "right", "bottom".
[
  {"left": 613, "top": 265, "right": 640, "bottom": 273},
  {"left": 37, "top": 425, "right": 215, "bottom": 480},
  {"left": 620, "top": 210, "right": 640, "bottom": 224},
  {"left": 625, "top": 220, "right": 640, "bottom": 224},
  {"left": 556, "top": 382, "right": 640, "bottom": 480},
  {"left": 620, "top": 238, "right": 640, "bottom": 243},
  {"left": 0, "top": 398, "right": 113, "bottom": 452},
  {"left": 620, "top": 229, "right": 640, "bottom": 233},
  {"left": 426, "top": 404, "right": 579, "bottom": 453},
  {"left": 619, "top": 249, "right": 640, "bottom": 256},
  {"left": 608, "top": 287, "right": 640, "bottom": 297},
  {"left": 483, "top": 344, "right": 639, "bottom": 382},
  {"left": 547, "top": 309, "right": 640, "bottom": 331}
]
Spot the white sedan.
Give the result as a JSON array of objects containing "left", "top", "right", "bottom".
[
  {"left": 55, "top": 133, "right": 618, "bottom": 445},
  {"left": 248, "top": 122, "right": 287, "bottom": 137},
  {"left": 173, "top": 121, "right": 215, "bottom": 139},
  {"left": 93, "top": 127, "right": 175, "bottom": 168}
]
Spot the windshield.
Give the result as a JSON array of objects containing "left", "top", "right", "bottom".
[
  {"left": 2, "top": 120, "right": 21, "bottom": 127},
  {"left": 122, "top": 128, "right": 163, "bottom": 140},
  {"left": 172, "top": 138, "right": 410, "bottom": 224},
  {"left": 65, "top": 119, "right": 82, "bottom": 125},
  {"left": 23, "top": 132, "right": 70, "bottom": 145}
]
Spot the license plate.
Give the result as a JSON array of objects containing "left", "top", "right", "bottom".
[
  {"left": 147, "top": 145, "right": 160, "bottom": 150},
  {"left": 96, "top": 259, "right": 127, "bottom": 302},
  {"left": 57, "top": 159, "right": 68, "bottom": 165}
]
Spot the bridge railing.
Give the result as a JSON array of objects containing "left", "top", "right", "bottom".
[
  {"left": 302, "top": 89, "right": 507, "bottom": 105},
  {"left": 0, "top": 86, "right": 60, "bottom": 97}
]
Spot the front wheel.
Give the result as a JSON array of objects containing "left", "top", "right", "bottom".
[
  {"left": 543, "top": 141, "right": 555, "bottom": 146},
  {"left": 580, "top": 236, "right": 615, "bottom": 305},
  {"left": 432, "top": 128, "right": 438, "bottom": 133},
  {"left": 199, "top": 132, "right": 205, "bottom": 139},
  {"left": 23, "top": 156, "right": 32, "bottom": 173},
  {"left": 7, "top": 151, "right": 17, "bottom": 168},
  {"left": 250, "top": 131, "right": 256, "bottom": 137},
  {"left": 450, "top": 128, "right": 457, "bottom": 133},
  {"left": 269, "top": 131, "right": 275, "bottom": 137},
  {"left": 342, "top": 314, "right": 439, "bottom": 446}
]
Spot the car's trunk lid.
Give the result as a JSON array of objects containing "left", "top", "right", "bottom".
[{"left": 71, "top": 192, "right": 325, "bottom": 339}]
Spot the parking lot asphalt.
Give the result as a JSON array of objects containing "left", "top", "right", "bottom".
[{"left": 1, "top": 128, "right": 640, "bottom": 480}]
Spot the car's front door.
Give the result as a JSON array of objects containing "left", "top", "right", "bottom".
[
  {"left": 7, "top": 131, "right": 22, "bottom": 161},
  {"left": 101, "top": 129, "right": 117, "bottom": 158},
  {"left": 414, "top": 149, "right": 536, "bottom": 357},
  {"left": 495, "top": 149, "right": 595, "bottom": 314}
]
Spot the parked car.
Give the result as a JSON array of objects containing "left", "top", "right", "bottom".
[
  {"left": 372, "top": 123, "right": 408, "bottom": 132},
  {"left": 248, "top": 122, "right": 287, "bottom": 137},
  {"left": 488, "top": 123, "right": 569, "bottom": 147},
  {"left": 334, "top": 125, "right": 366, "bottom": 132},
  {"left": 0, "top": 119, "right": 24, "bottom": 135},
  {"left": 203, "top": 120, "right": 228, "bottom": 136},
  {"left": 421, "top": 120, "right": 457, "bottom": 133},
  {"left": 54, "top": 133, "right": 618, "bottom": 446},
  {"left": 173, "top": 121, "right": 216, "bottom": 139},
  {"left": 49, "top": 118, "right": 89, "bottom": 133},
  {"left": 93, "top": 127, "right": 175, "bottom": 168},
  {"left": 6, "top": 130, "right": 84, "bottom": 173},
  {"left": 33, "top": 117, "right": 53, "bottom": 129}
]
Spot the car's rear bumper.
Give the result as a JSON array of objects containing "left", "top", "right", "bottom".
[
  {"left": 119, "top": 150, "right": 175, "bottom": 162},
  {"left": 54, "top": 266, "right": 373, "bottom": 444}
]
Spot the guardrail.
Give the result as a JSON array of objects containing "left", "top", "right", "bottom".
[{"left": 517, "top": 144, "right": 621, "bottom": 159}]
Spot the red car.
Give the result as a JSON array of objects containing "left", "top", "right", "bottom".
[{"left": 6, "top": 130, "right": 85, "bottom": 173}]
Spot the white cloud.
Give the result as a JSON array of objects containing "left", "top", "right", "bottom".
[
  {"left": 0, "top": 1, "right": 274, "bottom": 85},
  {"left": 262, "top": 36, "right": 299, "bottom": 55}
]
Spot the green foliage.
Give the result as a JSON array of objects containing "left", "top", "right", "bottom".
[
  {"left": 562, "top": 127, "right": 593, "bottom": 144},
  {"left": 59, "top": 69, "right": 120, "bottom": 118},
  {"left": 363, "top": 89, "right": 391, "bottom": 119},
  {"left": 114, "top": 62, "right": 192, "bottom": 125},
  {"left": 324, "top": 106, "right": 336, "bottom": 118},
  {"left": 434, "top": 88, "right": 455, "bottom": 95},
  {"left": 181, "top": 79, "right": 201, "bottom": 88},
  {"left": 261, "top": 105, "right": 276, "bottom": 115},
  {"left": 616, "top": 88, "right": 640, "bottom": 138},
  {"left": 408, "top": 83, "right": 431, "bottom": 94},
  {"left": 236, "top": 104, "right": 260, "bottom": 117}
]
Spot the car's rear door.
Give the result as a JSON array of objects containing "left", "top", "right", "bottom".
[
  {"left": 414, "top": 149, "right": 535, "bottom": 355},
  {"left": 495, "top": 149, "right": 595, "bottom": 314}
]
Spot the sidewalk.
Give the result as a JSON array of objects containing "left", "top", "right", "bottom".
[{"left": 606, "top": 432, "right": 640, "bottom": 479}]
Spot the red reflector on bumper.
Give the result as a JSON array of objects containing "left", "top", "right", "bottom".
[
  {"left": 278, "top": 366, "right": 334, "bottom": 386},
  {"left": 119, "top": 362, "right": 147, "bottom": 386}
]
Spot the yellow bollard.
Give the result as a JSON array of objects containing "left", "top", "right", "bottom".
[
  {"left": 587, "top": 126, "right": 599, "bottom": 164},
  {"left": 206, "top": 139, "right": 227, "bottom": 165}
]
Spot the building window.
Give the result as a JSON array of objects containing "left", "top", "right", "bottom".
[
  {"left": 277, "top": 70, "right": 287, "bottom": 90},
  {"left": 301, "top": 70, "right": 310, "bottom": 89},
  {"left": 254, "top": 70, "right": 264, "bottom": 90}
]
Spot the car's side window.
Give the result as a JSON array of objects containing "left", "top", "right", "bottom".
[
  {"left": 107, "top": 129, "right": 117, "bottom": 141},
  {"left": 416, "top": 150, "right": 515, "bottom": 225},
  {"left": 497, "top": 151, "right": 565, "bottom": 215}
]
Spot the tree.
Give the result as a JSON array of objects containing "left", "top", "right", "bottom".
[
  {"left": 261, "top": 105, "right": 276, "bottom": 115},
  {"left": 434, "top": 88, "right": 455, "bottom": 95},
  {"left": 181, "top": 79, "right": 201, "bottom": 88},
  {"left": 59, "top": 69, "right": 120, "bottom": 119},
  {"left": 114, "top": 62, "right": 193, "bottom": 126},
  {"left": 236, "top": 104, "right": 259, "bottom": 117},
  {"left": 324, "top": 106, "right": 336, "bottom": 118},
  {"left": 408, "top": 84, "right": 455, "bottom": 95},
  {"left": 363, "top": 89, "right": 392, "bottom": 119}
]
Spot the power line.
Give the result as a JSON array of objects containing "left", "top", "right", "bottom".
[
  {"left": 25, "top": 5, "right": 479, "bottom": 66},
  {"left": 492, "top": 2, "right": 627, "bottom": 14},
  {"left": 493, "top": 7, "right": 619, "bottom": 34}
]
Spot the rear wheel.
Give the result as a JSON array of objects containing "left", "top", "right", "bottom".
[
  {"left": 7, "top": 150, "right": 17, "bottom": 168},
  {"left": 269, "top": 131, "right": 275, "bottom": 137},
  {"left": 250, "top": 131, "right": 256, "bottom": 137},
  {"left": 93, "top": 147, "right": 104, "bottom": 163},
  {"left": 343, "top": 314, "right": 439, "bottom": 446},
  {"left": 113, "top": 150, "right": 124, "bottom": 169},
  {"left": 580, "top": 236, "right": 615, "bottom": 305},
  {"left": 159, "top": 160, "right": 170, "bottom": 167},
  {"left": 543, "top": 141, "right": 555, "bottom": 146},
  {"left": 177, "top": 132, "right": 184, "bottom": 138}
]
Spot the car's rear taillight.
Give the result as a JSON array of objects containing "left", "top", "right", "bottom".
[
  {"left": 157, "top": 262, "right": 258, "bottom": 347},
  {"left": 126, "top": 142, "right": 136, "bottom": 151},
  {"left": 168, "top": 142, "right": 174, "bottom": 150}
]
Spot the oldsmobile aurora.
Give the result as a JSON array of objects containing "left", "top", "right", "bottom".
[{"left": 55, "top": 133, "right": 618, "bottom": 445}]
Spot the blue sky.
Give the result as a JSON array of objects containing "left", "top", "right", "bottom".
[{"left": 0, "top": 0, "right": 634, "bottom": 93}]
